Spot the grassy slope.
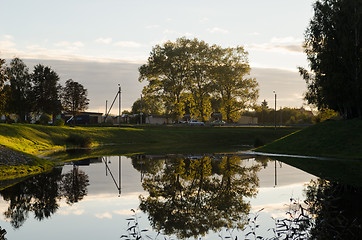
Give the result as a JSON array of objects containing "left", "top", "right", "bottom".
[
  {"left": 0, "top": 158, "right": 54, "bottom": 181},
  {"left": 256, "top": 119, "right": 362, "bottom": 160},
  {"left": 256, "top": 119, "right": 362, "bottom": 186},
  {"left": 0, "top": 123, "right": 301, "bottom": 156},
  {"left": 0, "top": 123, "right": 299, "bottom": 184}
]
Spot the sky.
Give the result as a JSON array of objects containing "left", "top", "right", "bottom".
[{"left": 0, "top": 0, "right": 315, "bottom": 113}]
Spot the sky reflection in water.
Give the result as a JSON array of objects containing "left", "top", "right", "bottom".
[{"left": 0, "top": 155, "right": 316, "bottom": 240}]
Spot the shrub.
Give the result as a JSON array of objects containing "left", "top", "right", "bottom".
[
  {"left": 66, "top": 133, "right": 92, "bottom": 148},
  {"left": 39, "top": 113, "right": 52, "bottom": 125},
  {"left": 54, "top": 118, "right": 65, "bottom": 126}
]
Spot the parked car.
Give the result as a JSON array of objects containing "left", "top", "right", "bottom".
[
  {"left": 210, "top": 120, "right": 225, "bottom": 126},
  {"left": 188, "top": 120, "right": 205, "bottom": 126}
]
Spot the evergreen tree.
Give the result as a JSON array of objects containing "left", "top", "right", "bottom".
[
  {"left": 31, "top": 64, "right": 62, "bottom": 116},
  {"left": 6, "top": 58, "right": 32, "bottom": 122},
  {"left": 300, "top": 0, "right": 362, "bottom": 119}
]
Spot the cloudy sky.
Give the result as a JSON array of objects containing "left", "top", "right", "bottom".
[{"left": 0, "top": 0, "right": 315, "bottom": 113}]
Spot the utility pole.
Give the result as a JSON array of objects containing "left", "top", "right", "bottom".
[
  {"left": 118, "top": 84, "right": 121, "bottom": 127},
  {"left": 140, "top": 94, "right": 143, "bottom": 125},
  {"left": 274, "top": 159, "right": 277, "bottom": 187},
  {"left": 105, "top": 100, "right": 108, "bottom": 123},
  {"left": 273, "top": 91, "right": 277, "bottom": 130}
]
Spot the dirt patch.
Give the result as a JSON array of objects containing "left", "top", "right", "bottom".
[{"left": 0, "top": 145, "right": 35, "bottom": 166}]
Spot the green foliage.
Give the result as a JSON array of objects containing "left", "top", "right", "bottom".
[
  {"left": 61, "top": 79, "right": 89, "bottom": 113},
  {"left": 0, "top": 57, "right": 91, "bottom": 122},
  {"left": 212, "top": 46, "right": 259, "bottom": 123},
  {"left": 313, "top": 108, "right": 339, "bottom": 123},
  {"left": 244, "top": 106, "right": 314, "bottom": 125},
  {"left": 300, "top": 0, "right": 362, "bottom": 119},
  {"left": 54, "top": 118, "right": 65, "bottom": 126},
  {"left": 0, "top": 58, "right": 9, "bottom": 115},
  {"left": 6, "top": 57, "right": 32, "bottom": 122},
  {"left": 31, "top": 64, "right": 62, "bottom": 115},
  {"left": 66, "top": 133, "right": 92, "bottom": 148},
  {"left": 139, "top": 37, "right": 258, "bottom": 122},
  {"left": 39, "top": 113, "right": 52, "bottom": 125}
]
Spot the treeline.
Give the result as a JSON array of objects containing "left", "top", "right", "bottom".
[
  {"left": 0, "top": 57, "right": 89, "bottom": 123},
  {"left": 138, "top": 37, "right": 259, "bottom": 123},
  {"left": 243, "top": 106, "right": 314, "bottom": 125},
  {"left": 243, "top": 100, "right": 339, "bottom": 125}
]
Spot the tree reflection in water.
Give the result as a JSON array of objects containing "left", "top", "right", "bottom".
[
  {"left": 134, "top": 155, "right": 261, "bottom": 239},
  {"left": 132, "top": 155, "right": 362, "bottom": 239},
  {"left": 304, "top": 179, "right": 362, "bottom": 240},
  {"left": 0, "top": 165, "right": 89, "bottom": 229},
  {"left": 61, "top": 165, "right": 89, "bottom": 205}
]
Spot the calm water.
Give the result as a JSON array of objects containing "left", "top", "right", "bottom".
[{"left": 0, "top": 154, "right": 361, "bottom": 239}]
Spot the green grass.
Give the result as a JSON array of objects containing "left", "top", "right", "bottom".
[
  {"left": 0, "top": 157, "right": 54, "bottom": 181},
  {"left": 0, "top": 123, "right": 302, "bottom": 157},
  {"left": 256, "top": 119, "right": 362, "bottom": 160},
  {"left": 0, "top": 123, "right": 301, "bottom": 183},
  {"left": 273, "top": 156, "right": 362, "bottom": 187}
]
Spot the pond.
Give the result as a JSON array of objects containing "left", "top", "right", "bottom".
[{"left": 0, "top": 154, "right": 362, "bottom": 239}]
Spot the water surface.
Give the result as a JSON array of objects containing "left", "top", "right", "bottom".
[{"left": 0, "top": 154, "right": 360, "bottom": 239}]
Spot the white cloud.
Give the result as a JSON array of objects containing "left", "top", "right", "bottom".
[
  {"left": 247, "top": 36, "right": 304, "bottom": 54},
  {"left": 114, "top": 41, "right": 142, "bottom": 48},
  {"left": 271, "top": 36, "right": 303, "bottom": 44},
  {"left": 200, "top": 17, "right": 209, "bottom": 23},
  {"left": 163, "top": 29, "right": 177, "bottom": 35},
  {"left": 247, "top": 43, "right": 303, "bottom": 54},
  {"left": 113, "top": 209, "right": 141, "bottom": 216},
  {"left": 145, "top": 25, "right": 160, "bottom": 29},
  {"left": 95, "top": 212, "right": 113, "bottom": 219},
  {"left": 0, "top": 40, "right": 15, "bottom": 49},
  {"left": 58, "top": 204, "right": 85, "bottom": 216},
  {"left": 248, "top": 32, "right": 261, "bottom": 36},
  {"left": 4, "top": 34, "right": 13, "bottom": 40},
  {"left": 95, "top": 37, "right": 113, "bottom": 44},
  {"left": 54, "top": 41, "right": 84, "bottom": 51},
  {"left": 207, "top": 27, "right": 229, "bottom": 34}
]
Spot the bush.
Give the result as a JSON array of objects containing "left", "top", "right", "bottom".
[
  {"left": 66, "top": 133, "right": 92, "bottom": 148},
  {"left": 39, "top": 113, "right": 52, "bottom": 125},
  {"left": 54, "top": 118, "right": 65, "bottom": 126}
]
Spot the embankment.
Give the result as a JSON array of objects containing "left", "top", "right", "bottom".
[{"left": 256, "top": 119, "right": 362, "bottom": 160}]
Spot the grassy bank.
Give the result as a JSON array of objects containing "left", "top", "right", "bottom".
[
  {"left": 256, "top": 119, "right": 362, "bottom": 160},
  {"left": 0, "top": 123, "right": 301, "bottom": 184},
  {"left": 0, "top": 145, "right": 54, "bottom": 182},
  {"left": 272, "top": 156, "right": 362, "bottom": 187},
  {"left": 0, "top": 158, "right": 54, "bottom": 181},
  {"left": 0, "top": 123, "right": 302, "bottom": 157}
]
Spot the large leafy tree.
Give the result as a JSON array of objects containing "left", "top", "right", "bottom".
[
  {"left": 300, "top": 0, "right": 362, "bottom": 119},
  {"left": 185, "top": 39, "right": 214, "bottom": 122},
  {"left": 61, "top": 79, "right": 89, "bottom": 114},
  {"left": 212, "top": 47, "right": 258, "bottom": 123},
  {"left": 31, "top": 64, "right": 62, "bottom": 116},
  {"left": 139, "top": 38, "right": 190, "bottom": 120},
  {"left": 6, "top": 58, "right": 32, "bottom": 122},
  {"left": 139, "top": 37, "right": 258, "bottom": 122}
]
